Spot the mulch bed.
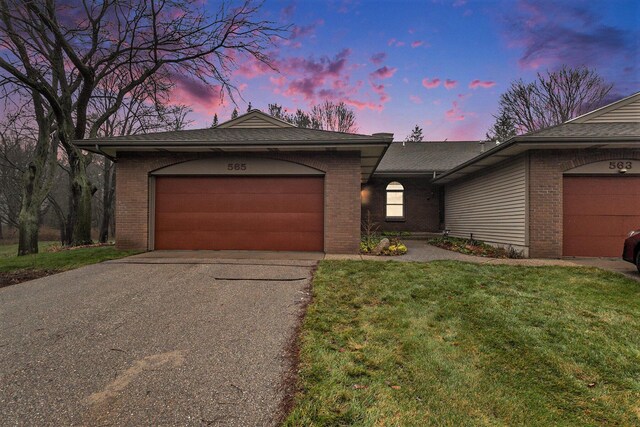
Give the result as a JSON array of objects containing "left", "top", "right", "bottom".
[{"left": 0, "top": 269, "right": 61, "bottom": 288}]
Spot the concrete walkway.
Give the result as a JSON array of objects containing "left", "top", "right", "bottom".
[
  {"left": 326, "top": 240, "right": 640, "bottom": 280},
  {"left": 326, "top": 239, "right": 578, "bottom": 266}
]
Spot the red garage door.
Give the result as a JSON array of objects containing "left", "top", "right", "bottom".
[
  {"left": 563, "top": 176, "right": 640, "bottom": 257},
  {"left": 154, "top": 176, "right": 324, "bottom": 251}
]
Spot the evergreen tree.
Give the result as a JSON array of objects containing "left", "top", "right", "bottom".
[
  {"left": 247, "top": 102, "right": 252, "bottom": 113},
  {"left": 211, "top": 113, "right": 219, "bottom": 128},
  {"left": 404, "top": 125, "right": 423, "bottom": 142},
  {"left": 485, "top": 109, "right": 517, "bottom": 143},
  {"left": 231, "top": 108, "right": 239, "bottom": 119}
]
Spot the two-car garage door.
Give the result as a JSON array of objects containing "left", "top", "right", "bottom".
[
  {"left": 154, "top": 176, "right": 324, "bottom": 251},
  {"left": 563, "top": 176, "right": 640, "bottom": 257}
]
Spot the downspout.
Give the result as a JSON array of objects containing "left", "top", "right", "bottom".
[{"left": 95, "top": 144, "right": 117, "bottom": 162}]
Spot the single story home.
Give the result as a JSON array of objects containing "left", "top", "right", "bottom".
[
  {"left": 77, "top": 111, "right": 393, "bottom": 254},
  {"left": 75, "top": 92, "right": 640, "bottom": 258}
]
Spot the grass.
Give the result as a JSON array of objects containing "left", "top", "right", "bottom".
[
  {"left": 0, "top": 241, "right": 140, "bottom": 283},
  {"left": 284, "top": 260, "right": 640, "bottom": 426}
]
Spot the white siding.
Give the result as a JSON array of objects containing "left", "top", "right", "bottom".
[
  {"left": 227, "top": 116, "right": 285, "bottom": 128},
  {"left": 445, "top": 157, "right": 527, "bottom": 247},
  {"left": 583, "top": 98, "right": 640, "bottom": 123}
]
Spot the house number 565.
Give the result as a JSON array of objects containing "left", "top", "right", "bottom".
[{"left": 227, "top": 163, "right": 247, "bottom": 171}]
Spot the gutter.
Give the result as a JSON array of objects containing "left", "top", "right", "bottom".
[{"left": 432, "top": 136, "right": 640, "bottom": 184}]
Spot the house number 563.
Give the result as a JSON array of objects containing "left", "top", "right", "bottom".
[
  {"left": 609, "top": 161, "right": 632, "bottom": 170},
  {"left": 227, "top": 163, "right": 247, "bottom": 171}
]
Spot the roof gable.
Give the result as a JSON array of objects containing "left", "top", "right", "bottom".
[
  {"left": 216, "top": 109, "right": 295, "bottom": 129},
  {"left": 568, "top": 92, "right": 640, "bottom": 124}
]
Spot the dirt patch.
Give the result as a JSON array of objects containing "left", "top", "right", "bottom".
[
  {"left": 0, "top": 269, "right": 61, "bottom": 288},
  {"left": 275, "top": 264, "right": 315, "bottom": 425}
]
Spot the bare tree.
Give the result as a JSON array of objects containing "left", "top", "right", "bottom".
[
  {"left": 0, "top": 97, "right": 58, "bottom": 254},
  {"left": 310, "top": 101, "right": 358, "bottom": 133},
  {"left": 0, "top": 0, "right": 287, "bottom": 247},
  {"left": 268, "top": 101, "right": 357, "bottom": 132},
  {"left": 88, "top": 75, "right": 192, "bottom": 243},
  {"left": 497, "top": 66, "right": 612, "bottom": 134}
]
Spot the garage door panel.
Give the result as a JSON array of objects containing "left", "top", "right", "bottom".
[
  {"left": 563, "top": 176, "right": 640, "bottom": 257},
  {"left": 155, "top": 230, "right": 323, "bottom": 252},
  {"left": 563, "top": 177, "right": 640, "bottom": 195},
  {"left": 155, "top": 212, "right": 324, "bottom": 232},
  {"left": 563, "top": 195, "right": 640, "bottom": 215},
  {"left": 564, "top": 215, "right": 639, "bottom": 236},
  {"left": 155, "top": 176, "right": 324, "bottom": 251},
  {"left": 156, "top": 176, "right": 323, "bottom": 195},
  {"left": 155, "top": 193, "right": 323, "bottom": 214}
]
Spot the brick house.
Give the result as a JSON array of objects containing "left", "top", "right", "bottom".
[
  {"left": 432, "top": 92, "right": 640, "bottom": 258},
  {"left": 76, "top": 93, "right": 639, "bottom": 257},
  {"left": 76, "top": 110, "right": 393, "bottom": 254},
  {"left": 360, "top": 140, "right": 491, "bottom": 233}
]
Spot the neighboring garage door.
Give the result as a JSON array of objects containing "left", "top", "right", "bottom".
[
  {"left": 154, "top": 176, "right": 324, "bottom": 251},
  {"left": 563, "top": 176, "right": 640, "bottom": 257}
]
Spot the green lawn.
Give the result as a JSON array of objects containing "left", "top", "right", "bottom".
[
  {"left": 285, "top": 261, "right": 640, "bottom": 426},
  {"left": 0, "top": 242, "right": 140, "bottom": 277}
]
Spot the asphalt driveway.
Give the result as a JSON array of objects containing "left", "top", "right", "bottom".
[{"left": 0, "top": 257, "right": 316, "bottom": 426}]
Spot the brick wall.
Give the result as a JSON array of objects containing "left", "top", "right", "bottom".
[
  {"left": 528, "top": 148, "right": 640, "bottom": 258},
  {"left": 361, "top": 177, "right": 440, "bottom": 233},
  {"left": 115, "top": 151, "right": 361, "bottom": 254}
]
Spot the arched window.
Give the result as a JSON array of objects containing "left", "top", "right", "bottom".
[{"left": 386, "top": 181, "right": 404, "bottom": 219}]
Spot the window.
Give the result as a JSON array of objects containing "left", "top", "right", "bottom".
[{"left": 386, "top": 181, "right": 404, "bottom": 219}]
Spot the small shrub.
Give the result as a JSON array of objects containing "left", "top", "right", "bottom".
[{"left": 428, "top": 236, "right": 520, "bottom": 259}]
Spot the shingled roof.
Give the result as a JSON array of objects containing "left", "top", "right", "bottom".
[
  {"left": 375, "top": 141, "right": 490, "bottom": 174},
  {"left": 520, "top": 122, "right": 639, "bottom": 139},
  {"left": 73, "top": 109, "right": 394, "bottom": 182},
  {"left": 77, "top": 126, "right": 392, "bottom": 146},
  {"left": 433, "top": 93, "right": 640, "bottom": 184}
]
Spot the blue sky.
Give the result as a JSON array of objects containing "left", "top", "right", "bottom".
[{"left": 178, "top": 0, "right": 639, "bottom": 140}]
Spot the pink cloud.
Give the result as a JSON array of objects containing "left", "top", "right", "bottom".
[
  {"left": 369, "top": 66, "right": 397, "bottom": 80},
  {"left": 290, "top": 19, "right": 324, "bottom": 40},
  {"left": 409, "top": 95, "right": 422, "bottom": 104},
  {"left": 411, "top": 40, "right": 424, "bottom": 48},
  {"left": 343, "top": 98, "right": 383, "bottom": 112},
  {"left": 370, "top": 52, "right": 387, "bottom": 65},
  {"left": 278, "top": 49, "right": 351, "bottom": 100},
  {"left": 280, "top": 3, "right": 296, "bottom": 20},
  {"left": 469, "top": 79, "right": 496, "bottom": 89},
  {"left": 422, "top": 78, "right": 441, "bottom": 89},
  {"left": 444, "top": 79, "right": 458, "bottom": 89},
  {"left": 508, "top": 1, "right": 631, "bottom": 71},
  {"left": 169, "top": 74, "right": 226, "bottom": 113},
  {"left": 387, "top": 38, "right": 405, "bottom": 47},
  {"left": 445, "top": 101, "right": 465, "bottom": 121}
]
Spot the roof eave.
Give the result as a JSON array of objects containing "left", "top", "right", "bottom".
[{"left": 432, "top": 137, "right": 640, "bottom": 184}]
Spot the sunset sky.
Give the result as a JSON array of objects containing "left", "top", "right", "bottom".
[{"left": 178, "top": 0, "right": 639, "bottom": 141}]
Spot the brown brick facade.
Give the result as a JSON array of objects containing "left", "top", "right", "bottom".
[
  {"left": 361, "top": 177, "right": 441, "bottom": 233},
  {"left": 528, "top": 148, "right": 640, "bottom": 258},
  {"left": 115, "top": 151, "right": 362, "bottom": 253}
]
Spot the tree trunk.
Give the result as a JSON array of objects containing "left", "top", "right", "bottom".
[
  {"left": 99, "top": 160, "right": 115, "bottom": 243},
  {"left": 17, "top": 164, "right": 40, "bottom": 255},
  {"left": 66, "top": 152, "right": 94, "bottom": 246}
]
